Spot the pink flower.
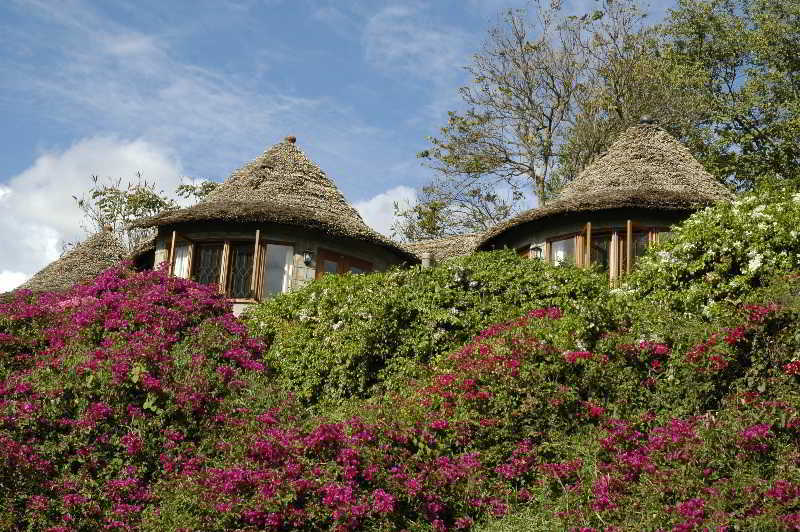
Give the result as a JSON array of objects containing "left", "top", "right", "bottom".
[
  {"left": 563, "top": 351, "right": 592, "bottom": 363},
  {"left": 372, "top": 489, "right": 395, "bottom": 514},
  {"left": 430, "top": 419, "right": 449, "bottom": 430}
]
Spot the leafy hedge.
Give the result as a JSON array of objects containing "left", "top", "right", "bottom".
[{"left": 245, "top": 251, "right": 612, "bottom": 404}]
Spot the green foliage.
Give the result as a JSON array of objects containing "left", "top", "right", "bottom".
[
  {"left": 622, "top": 185, "right": 800, "bottom": 324},
  {"left": 245, "top": 251, "right": 612, "bottom": 404},
  {"left": 72, "top": 174, "right": 217, "bottom": 252},
  {"left": 72, "top": 173, "right": 178, "bottom": 252},
  {"left": 665, "top": 0, "right": 800, "bottom": 188}
]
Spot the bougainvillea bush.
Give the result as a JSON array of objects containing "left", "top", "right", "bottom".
[
  {"left": 246, "top": 250, "right": 612, "bottom": 404},
  {"left": 147, "top": 283, "right": 800, "bottom": 531},
  {"left": 0, "top": 266, "right": 276, "bottom": 530}
]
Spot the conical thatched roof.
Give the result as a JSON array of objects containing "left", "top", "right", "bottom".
[
  {"left": 132, "top": 138, "right": 416, "bottom": 262},
  {"left": 479, "top": 123, "right": 733, "bottom": 248},
  {"left": 17, "top": 230, "right": 127, "bottom": 293},
  {"left": 404, "top": 233, "right": 482, "bottom": 263}
]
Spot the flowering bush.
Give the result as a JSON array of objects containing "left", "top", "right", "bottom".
[
  {"left": 0, "top": 265, "right": 273, "bottom": 530},
  {"left": 246, "top": 250, "right": 612, "bottom": 404},
  {"left": 3, "top": 189, "right": 800, "bottom": 530},
  {"left": 625, "top": 186, "right": 800, "bottom": 319},
  {"left": 143, "top": 274, "right": 799, "bottom": 530}
]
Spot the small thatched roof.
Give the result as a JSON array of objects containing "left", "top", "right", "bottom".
[
  {"left": 404, "top": 233, "right": 482, "bottom": 262},
  {"left": 132, "top": 137, "right": 417, "bottom": 262},
  {"left": 480, "top": 123, "right": 733, "bottom": 248},
  {"left": 17, "top": 230, "right": 127, "bottom": 293}
]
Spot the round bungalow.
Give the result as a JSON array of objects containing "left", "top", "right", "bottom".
[
  {"left": 477, "top": 120, "right": 734, "bottom": 281},
  {"left": 132, "top": 136, "right": 416, "bottom": 311}
]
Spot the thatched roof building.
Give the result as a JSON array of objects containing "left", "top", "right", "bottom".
[
  {"left": 479, "top": 122, "right": 733, "bottom": 248},
  {"left": 478, "top": 121, "right": 733, "bottom": 280},
  {"left": 133, "top": 137, "right": 414, "bottom": 261},
  {"left": 404, "top": 233, "right": 482, "bottom": 264},
  {"left": 130, "top": 136, "right": 415, "bottom": 311},
  {"left": 17, "top": 230, "right": 127, "bottom": 293}
]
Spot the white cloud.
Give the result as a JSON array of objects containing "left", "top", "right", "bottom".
[
  {"left": 354, "top": 185, "right": 417, "bottom": 237},
  {"left": 363, "top": 5, "right": 470, "bottom": 84},
  {"left": 0, "top": 136, "right": 183, "bottom": 279},
  {"left": 0, "top": 271, "right": 31, "bottom": 293}
]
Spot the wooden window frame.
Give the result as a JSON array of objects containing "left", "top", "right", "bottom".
[
  {"left": 255, "top": 240, "right": 295, "bottom": 301},
  {"left": 546, "top": 232, "right": 580, "bottom": 266},
  {"left": 167, "top": 230, "right": 195, "bottom": 278},
  {"left": 166, "top": 231, "right": 296, "bottom": 302},
  {"left": 315, "top": 248, "right": 373, "bottom": 279}
]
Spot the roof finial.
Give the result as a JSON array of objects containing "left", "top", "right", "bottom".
[
  {"left": 285, "top": 135, "right": 297, "bottom": 144},
  {"left": 639, "top": 115, "right": 655, "bottom": 125}
]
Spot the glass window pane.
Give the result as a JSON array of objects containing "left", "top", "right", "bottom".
[
  {"left": 192, "top": 244, "right": 223, "bottom": 285},
  {"left": 173, "top": 242, "right": 191, "bottom": 279},
  {"left": 349, "top": 266, "right": 364, "bottom": 274},
  {"left": 633, "top": 232, "right": 649, "bottom": 258},
  {"left": 550, "top": 237, "right": 575, "bottom": 265},
  {"left": 262, "top": 244, "right": 293, "bottom": 297},
  {"left": 591, "top": 234, "right": 612, "bottom": 271},
  {"left": 658, "top": 231, "right": 674, "bottom": 243},
  {"left": 324, "top": 260, "right": 338, "bottom": 274},
  {"left": 229, "top": 243, "right": 255, "bottom": 299}
]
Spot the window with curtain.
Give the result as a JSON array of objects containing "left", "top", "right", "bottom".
[
  {"left": 550, "top": 236, "right": 575, "bottom": 265},
  {"left": 172, "top": 242, "right": 191, "bottom": 279},
  {"left": 261, "top": 244, "right": 293, "bottom": 297}
]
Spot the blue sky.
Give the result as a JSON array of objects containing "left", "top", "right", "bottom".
[{"left": 0, "top": 0, "right": 673, "bottom": 290}]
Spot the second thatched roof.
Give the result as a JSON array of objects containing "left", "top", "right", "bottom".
[
  {"left": 132, "top": 138, "right": 417, "bottom": 262},
  {"left": 480, "top": 123, "right": 733, "bottom": 248},
  {"left": 403, "top": 233, "right": 482, "bottom": 263},
  {"left": 17, "top": 230, "right": 128, "bottom": 293}
]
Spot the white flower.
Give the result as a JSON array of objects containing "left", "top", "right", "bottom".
[
  {"left": 747, "top": 252, "right": 763, "bottom": 273},
  {"left": 657, "top": 250, "right": 677, "bottom": 264},
  {"left": 332, "top": 320, "right": 344, "bottom": 330},
  {"left": 792, "top": 192, "right": 800, "bottom": 203}
]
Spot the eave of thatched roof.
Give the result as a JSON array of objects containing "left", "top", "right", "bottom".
[
  {"left": 479, "top": 123, "right": 733, "bottom": 249},
  {"left": 17, "top": 231, "right": 127, "bottom": 293},
  {"left": 404, "top": 233, "right": 482, "bottom": 262},
  {"left": 131, "top": 138, "right": 417, "bottom": 263}
]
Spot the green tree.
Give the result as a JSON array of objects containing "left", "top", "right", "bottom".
[
  {"left": 400, "top": 0, "right": 667, "bottom": 239},
  {"left": 72, "top": 175, "right": 217, "bottom": 252},
  {"left": 664, "top": 0, "right": 800, "bottom": 189}
]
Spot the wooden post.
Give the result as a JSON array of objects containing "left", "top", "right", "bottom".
[
  {"left": 585, "top": 222, "right": 592, "bottom": 267},
  {"left": 544, "top": 241, "right": 551, "bottom": 264},
  {"left": 168, "top": 230, "right": 177, "bottom": 276},
  {"left": 250, "top": 230, "right": 261, "bottom": 298},
  {"left": 626, "top": 220, "right": 633, "bottom": 275},
  {"left": 219, "top": 241, "right": 230, "bottom": 294},
  {"left": 610, "top": 231, "right": 619, "bottom": 283}
]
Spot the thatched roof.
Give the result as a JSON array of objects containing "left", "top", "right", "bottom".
[
  {"left": 132, "top": 138, "right": 417, "bottom": 262},
  {"left": 17, "top": 230, "right": 127, "bottom": 293},
  {"left": 480, "top": 123, "right": 733, "bottom": 248},
  {"left": 404, "top": 233, "right": 481, "bottom": 262}
]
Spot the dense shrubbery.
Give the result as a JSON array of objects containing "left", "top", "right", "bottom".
[
  {"left": 0, "top": 266, "right": 276, "bottom": 530},
  {"left": 246, "top": 251, "right": 611, "bottom": 403},
  {"left": 624, "top": 186, "right": 800, "bottom": 320},
  {"left": 2, "top": 189, "right": 800, "bottom": 530}
]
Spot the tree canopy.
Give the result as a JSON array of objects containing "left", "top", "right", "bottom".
[{"left": 396, "top": 0, "right": 800, "bottom": 240}]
